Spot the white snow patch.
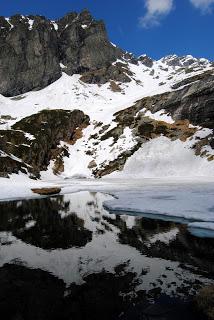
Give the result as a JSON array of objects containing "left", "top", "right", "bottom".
[
  {"left": 108, "top": 136, "right": 214, "bottom": 179},
  {"left": 111, "top": 42, "right": 117, "bottom": 47},
  {"left": 5, "top": 18, "right": 14, "bottom": 29},
  {"left": 149, "top": 228, "right": 179, "bottom": 245},
  {"left": 143, "top": 109, "right": 174, "bottom": 123},
  {"left": 25, "top": 220, "right": 36, "bottom": 229},
  {"left": 28, "top": 19, "right": 34, "bottom": 30},
  {"left": 24, "top": 132, "right": 35, "bottom": 141},
  {"left": 60, "top": 63, "right": 67, "bottom": 68},
  {"left": 51, "top": 21, "right": 58, "bottom": 31}
]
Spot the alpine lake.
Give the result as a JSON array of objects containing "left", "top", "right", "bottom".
[{"left": 0, "top": 191, "right": 213, "bottom": 320}]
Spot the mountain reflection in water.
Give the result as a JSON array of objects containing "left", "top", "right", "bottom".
[{"left": 0, "top": 191, "right": 213, "bottom": 320}]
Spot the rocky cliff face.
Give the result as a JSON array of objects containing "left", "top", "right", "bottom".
[
  {"left": 145, "top": 70, "right": 214, "bottom": 129},
  {"left": 0, "top": 15, "right": 61, "bottom": 96},
  {"left": 0, "top": 109, "right": 89, "bottom": 177},
  {"left": 57, "top": 10, "right": 122, "bottom": 75},
  {"left": 0, "top": 10, "right": 123, "bottom": 97}
]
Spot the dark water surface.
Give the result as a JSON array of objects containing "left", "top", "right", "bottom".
[{"left": 0, "top": 191, "right": 213, "bottom": 320}]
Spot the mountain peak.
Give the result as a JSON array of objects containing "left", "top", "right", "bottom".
[
  {"left": 160, "top": 54, "right": 211, "bottom": 68},
  {"left": 0, "top": 10, "right": 123, "bottom": 97}
]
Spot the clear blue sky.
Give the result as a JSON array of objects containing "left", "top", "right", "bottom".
[{"left": 0, "top": 0, "right": 213, "bottom": 60}]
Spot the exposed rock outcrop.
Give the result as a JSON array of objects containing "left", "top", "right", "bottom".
[
  {"left": 161, "top": 54, "right": 210, "bottom": 68},
  {"left": 79, "top": 61, "right": 132, "bottom": 84},
  {"left": 142, "top": 71, "right": 214, "bottom": 129},
  {"left": 0, "top": 109, "right": 89, "bottom": 177},
  {"left": 0, "top": 15, "right": 61, "bottom": 97},
  {"left": 58, "top": 10, "right": 122, "bottom": 75},
  {"left": 138, "top": 55, "right": 154, "bottom": 68},
  {"left": 0, "top": 10, "right": 123, "bottom": 96}
]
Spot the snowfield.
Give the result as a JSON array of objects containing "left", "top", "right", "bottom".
[{"left": 108, "top": 135, "right": 214, "bottom": 179}]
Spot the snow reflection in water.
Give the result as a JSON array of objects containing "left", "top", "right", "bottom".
[{"left": 0, "top": 191, "right": 213, "bottom": 298}]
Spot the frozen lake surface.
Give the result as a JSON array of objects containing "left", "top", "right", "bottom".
[{"left": 1, "top": 176, "right": 214, "bottom": 235}]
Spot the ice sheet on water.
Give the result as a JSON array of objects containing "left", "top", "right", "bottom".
[{"left": 103, "top": 183, "right": 214, "bottom": 233}]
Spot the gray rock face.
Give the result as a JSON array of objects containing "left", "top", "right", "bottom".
[
  {"left": 58, "top": 10, "right": 122, "bottom": 75},
  {"left": 79, "top": 61, "right": 133, "bottom": 84},
  {"left": 0, "top": 10, "right": 123, "bottom": 97},
  {"left": 147, "top": 71, "right": 214, "bottom": 129},
  {"left": 0, "top": 15, "right": 61, "bottom": 97},
  {"left": 138, "top": 55, "right": 154, "bottom": 68}
]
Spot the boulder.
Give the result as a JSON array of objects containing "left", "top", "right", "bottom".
[{"left": 31, "top": 187, "right": 61, "bottom": 195}]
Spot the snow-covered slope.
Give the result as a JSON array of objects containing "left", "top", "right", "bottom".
[
  {"left": 108, "top": 136, "right": 214, "bottom": 179},
  {"left": 0, "top": 54, "right": 214, "bottom": 183},
  {"left": 0, "top": 56, "right": 212, "bottom": 125}
]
